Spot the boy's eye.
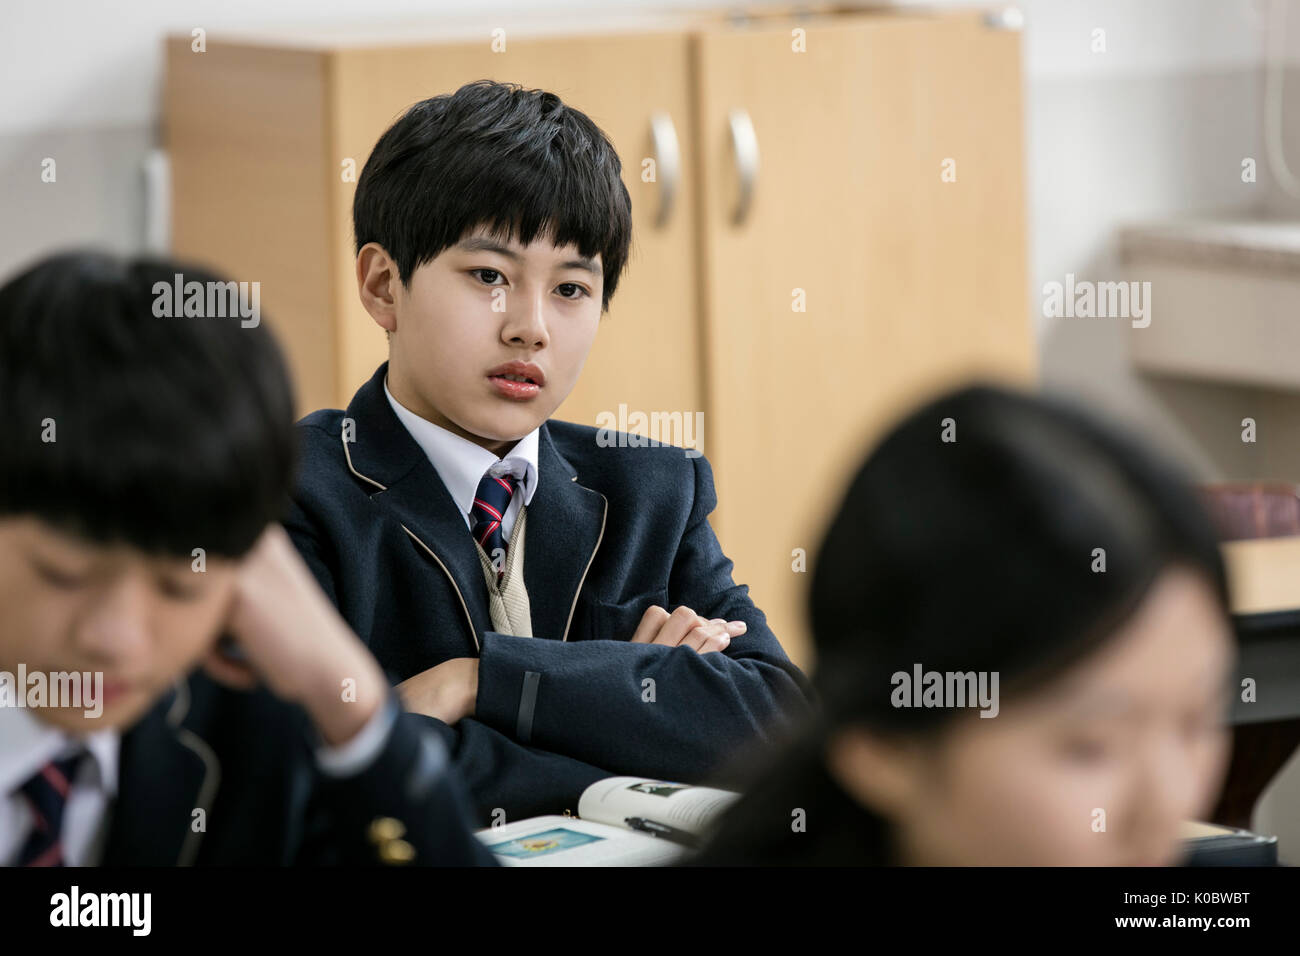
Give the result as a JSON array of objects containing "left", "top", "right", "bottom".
[
  {"left": 30, "top": 556, "right": 89, "bottom": 589},
  {"left": 157, "top": 574, "right": 204, "bottom": 601},
  {"left": 470, "top": 268, "right": 505, "bottom": 286},
  {"left": 556, "top": 283, "right": 589, "bottom": 300}
]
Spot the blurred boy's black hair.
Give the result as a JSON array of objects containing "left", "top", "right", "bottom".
[{"left": 0, "top": 250, "right": 296, "bottom": 557}]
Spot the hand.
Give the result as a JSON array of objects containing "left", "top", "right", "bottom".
[
  {"left": 204, "top": 525, "right": 388, "bottom": 746},
  {"left": 396, "top": 658, "right": 479, "bottom": 725},
  {"left": 628, "top": 604, "right": 747, "bottom": 654}
]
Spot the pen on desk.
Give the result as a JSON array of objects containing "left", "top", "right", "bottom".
[{"left": 625, "top": 817, "right": 700, "bottom": 848}]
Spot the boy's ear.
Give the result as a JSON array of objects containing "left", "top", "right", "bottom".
[
  {"left": 201, "top": 633, "right": 259, "bottom": 691},
  {"left": 357, "top": 243, "right": 400, "bottom": 333}
]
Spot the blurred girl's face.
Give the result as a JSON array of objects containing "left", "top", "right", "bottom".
[{"left": 836, "top": 566, "right": 1234, "bottom": 866}]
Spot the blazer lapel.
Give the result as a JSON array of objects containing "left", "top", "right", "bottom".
[
  {"left": 340, "top": 363, "right": 608, "bottom": 646},
  {"left": 339, "top": 365, "right": 496, "bottom": 648},
  {"left": 101, "top": 680, "right": 218, "bottom": 866},
  {"left": 524, "top": 424, "right": 608, "bottom": 642}
]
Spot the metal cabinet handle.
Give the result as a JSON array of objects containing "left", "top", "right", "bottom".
[
  {"left": 649, "top": 111, "right": 681, "bottom": 229},
  {"left": 728, "top": 108, "right": 759, "bottom": 227}
]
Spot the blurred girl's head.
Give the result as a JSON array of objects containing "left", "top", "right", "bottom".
[{"left": 704, "top": 385, "right": 1234, "bottom": 866}]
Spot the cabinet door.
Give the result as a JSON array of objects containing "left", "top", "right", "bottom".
[
  {"left": 330, "top": 32, "right": 702, "bottom": 425},
  {"left": 695, "top": 12, "right": 1035, "bottom": 667},
  {"left": 167, "top": 40, "right": 337, "bottom": 416}
]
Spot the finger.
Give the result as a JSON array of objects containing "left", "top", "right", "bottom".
[
  {"left": 697, "top": 630, "right": 732, "bottom": 654},
  {"left": 629, "top": 605, "right": 671, "bottom": 643},
  {"left": 680, "top": 621, "right": 727, "bottom": 653},
  {"left": 652, "top": 605, "right": 704, "bottom": 647},
  {"left": 726, "top": 620, "right": 748, "bottom": 635}
]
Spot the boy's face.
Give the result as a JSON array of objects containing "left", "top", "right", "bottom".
[
  {"left": 0, "top": 517, "right": 238, "bottom": 733},
  {"left": 366, "top": 225, "right": 604, "bottom": 455}
]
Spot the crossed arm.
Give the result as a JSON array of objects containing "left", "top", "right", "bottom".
[
  {"left": 397, "top": 454, "right": 814, "bottom": 785},
  {"left": 287, "top": 453, "right": 814, "bottom": 823}
]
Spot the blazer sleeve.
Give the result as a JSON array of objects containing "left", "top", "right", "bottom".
[
  {"left": 299, "top": 702, "right": 498, "bottom": 866},
  {"left": 474, "top": 452, "right": 815, "bottom": 782},
  {"left": 283, "top": 503, "right": 616, "bottom": 827},
  {"left": 416, "top": 715, "right": 616, "bottom": 825}
]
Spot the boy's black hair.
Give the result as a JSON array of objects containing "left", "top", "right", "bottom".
[
  {"left": 0, "top": 250, "right": 296, "bottom": 558},
  {"left": 353, "top": 80, "right": 634, "bottom": 313}
]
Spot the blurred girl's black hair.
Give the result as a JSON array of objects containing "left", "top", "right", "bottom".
[{"left": 694, "top": 384, "right": 1230, "bottom": 865}]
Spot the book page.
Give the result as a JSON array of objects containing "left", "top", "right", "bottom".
[
  {"left": 475, "top": 815, "right": 683, "bottom": 867},
  {"left": 578, "top": 777, "right": 741, "bottom": 835},
  {"left": 1179, "top": 820, "right": 1236, "bottom": 839}
]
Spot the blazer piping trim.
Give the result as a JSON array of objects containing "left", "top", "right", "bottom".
[
  {"left": 341, "top": 432, "right": 387, "bottom": 493},
  {"left": 341, "top": 431, "right": 480, "bottom": 654},
  {"left": 164, "top": 679, "right": 221, "bottom": 866},
  {"left": 400, "top": 526, "right": 481, "bottom": 654},
  {"left": 560, "top": 492, "right": 608, "bottom": 643},
  {"left": 174, "top": 727, "right": 221, "bottom": 866}
]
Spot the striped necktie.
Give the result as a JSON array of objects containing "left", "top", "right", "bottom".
[
  {"left": 471, "top": 471, "right": 519, "bottom": 581},
  {"left": 15, "top": 752, "right": 85, "bottom": 866}
]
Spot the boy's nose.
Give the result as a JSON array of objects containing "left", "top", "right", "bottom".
[
  {"left": 502, "top": 288, "right": 550, "bottom": 347},
  {"left": 72, "top": 571, "right": 152, "bottom": 662}
]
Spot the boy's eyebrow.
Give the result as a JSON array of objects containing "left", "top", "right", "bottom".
[{"left": 456, "top": 237, "right": 601, "bottom": 277}]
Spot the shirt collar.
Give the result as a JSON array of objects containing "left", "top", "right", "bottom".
[
  {"left": 0, "top": 699, "right": 119, "bottom": 799},
  {"left": 384, "top": 377, "right": 539, "bottom": 520}
]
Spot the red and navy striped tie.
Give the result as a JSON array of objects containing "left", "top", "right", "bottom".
[
  {"left": 16, "top": 752, "right": 84, "bottom": 866},
  {"left": 471, "top": 471, "right": 518, "bottom": 581}
]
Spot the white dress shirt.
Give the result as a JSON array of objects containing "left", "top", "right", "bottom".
[
  {"left": 0, "top": 686, "right": 396, "bottom": 865},
  {"left": 0, "top": 704, "right": 118, "bottom": 866},
  {"left": 384, "top": 377, "right": 540, "bottom": 539}
]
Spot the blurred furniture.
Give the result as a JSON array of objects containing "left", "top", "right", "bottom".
[
  {"left": 1199, "top": 482, "right": 1300, "bottom": 541},
  {"left": 1204, "top": 484, "right": 1300, "bottom": 831},
  {"left": 165, "top": 8, "right": 1035, "bottom": 667},
  {"left": 1122, "top": 220, "right": 1300, "bottom": 389}
]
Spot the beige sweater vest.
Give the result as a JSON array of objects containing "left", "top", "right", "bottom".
[{"left": 474, "top": 505, "right": 533, "bottom": 637}]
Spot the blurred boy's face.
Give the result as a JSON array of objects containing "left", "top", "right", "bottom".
[
  {"left": 0, "top": 517, "right": 237, "bottom": 733},
  {"left": 361, "top": 224, "right": 604, "bottom": 455},
  {"left": 832, "top": 566, "right": 1234, "bottom": 865}
]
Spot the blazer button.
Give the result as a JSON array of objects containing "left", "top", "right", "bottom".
[
  {"left": 368, "top": 817, "right": 406, "bottom": 844},
  {"left": 378, "top": 839, "right": 416, "bottom": 865}
]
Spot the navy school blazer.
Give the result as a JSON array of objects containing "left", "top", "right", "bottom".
[
  {"left": 285, "top": 363, "right": 814, "bottom": 824},
  {"left": 100, "top": 671, "right": 495, "bottom": 865}
]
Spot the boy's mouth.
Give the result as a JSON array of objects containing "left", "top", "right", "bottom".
[{"left": 486, "top": 361, "right": 545, "bottom": 401}]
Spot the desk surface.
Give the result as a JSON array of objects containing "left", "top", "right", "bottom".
[
  {"left": 1220, "top": 537, "right": 1300, "bottom": 724},
  {"left": 1223, "top": 536, "right": 1300, "bottom": 615}
]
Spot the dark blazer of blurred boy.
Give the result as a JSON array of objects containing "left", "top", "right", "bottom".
[{"left": 0, "top": 252, "right": 492, "bottom": 865}]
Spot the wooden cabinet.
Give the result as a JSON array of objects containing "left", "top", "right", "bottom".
[
  {"left": 695, "top": 11, "right": 1035, "bottom": 667},
  {"left": 165, "top": 9, "right": 1034, "bottom": 668}
]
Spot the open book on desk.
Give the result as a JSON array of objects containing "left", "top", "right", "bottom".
[
  {"left": 475, "top": 776, "right": 740, "bottom": 866},
  {"left": 1179, "top": 820, "right": 1278, "bottom": 866}
]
